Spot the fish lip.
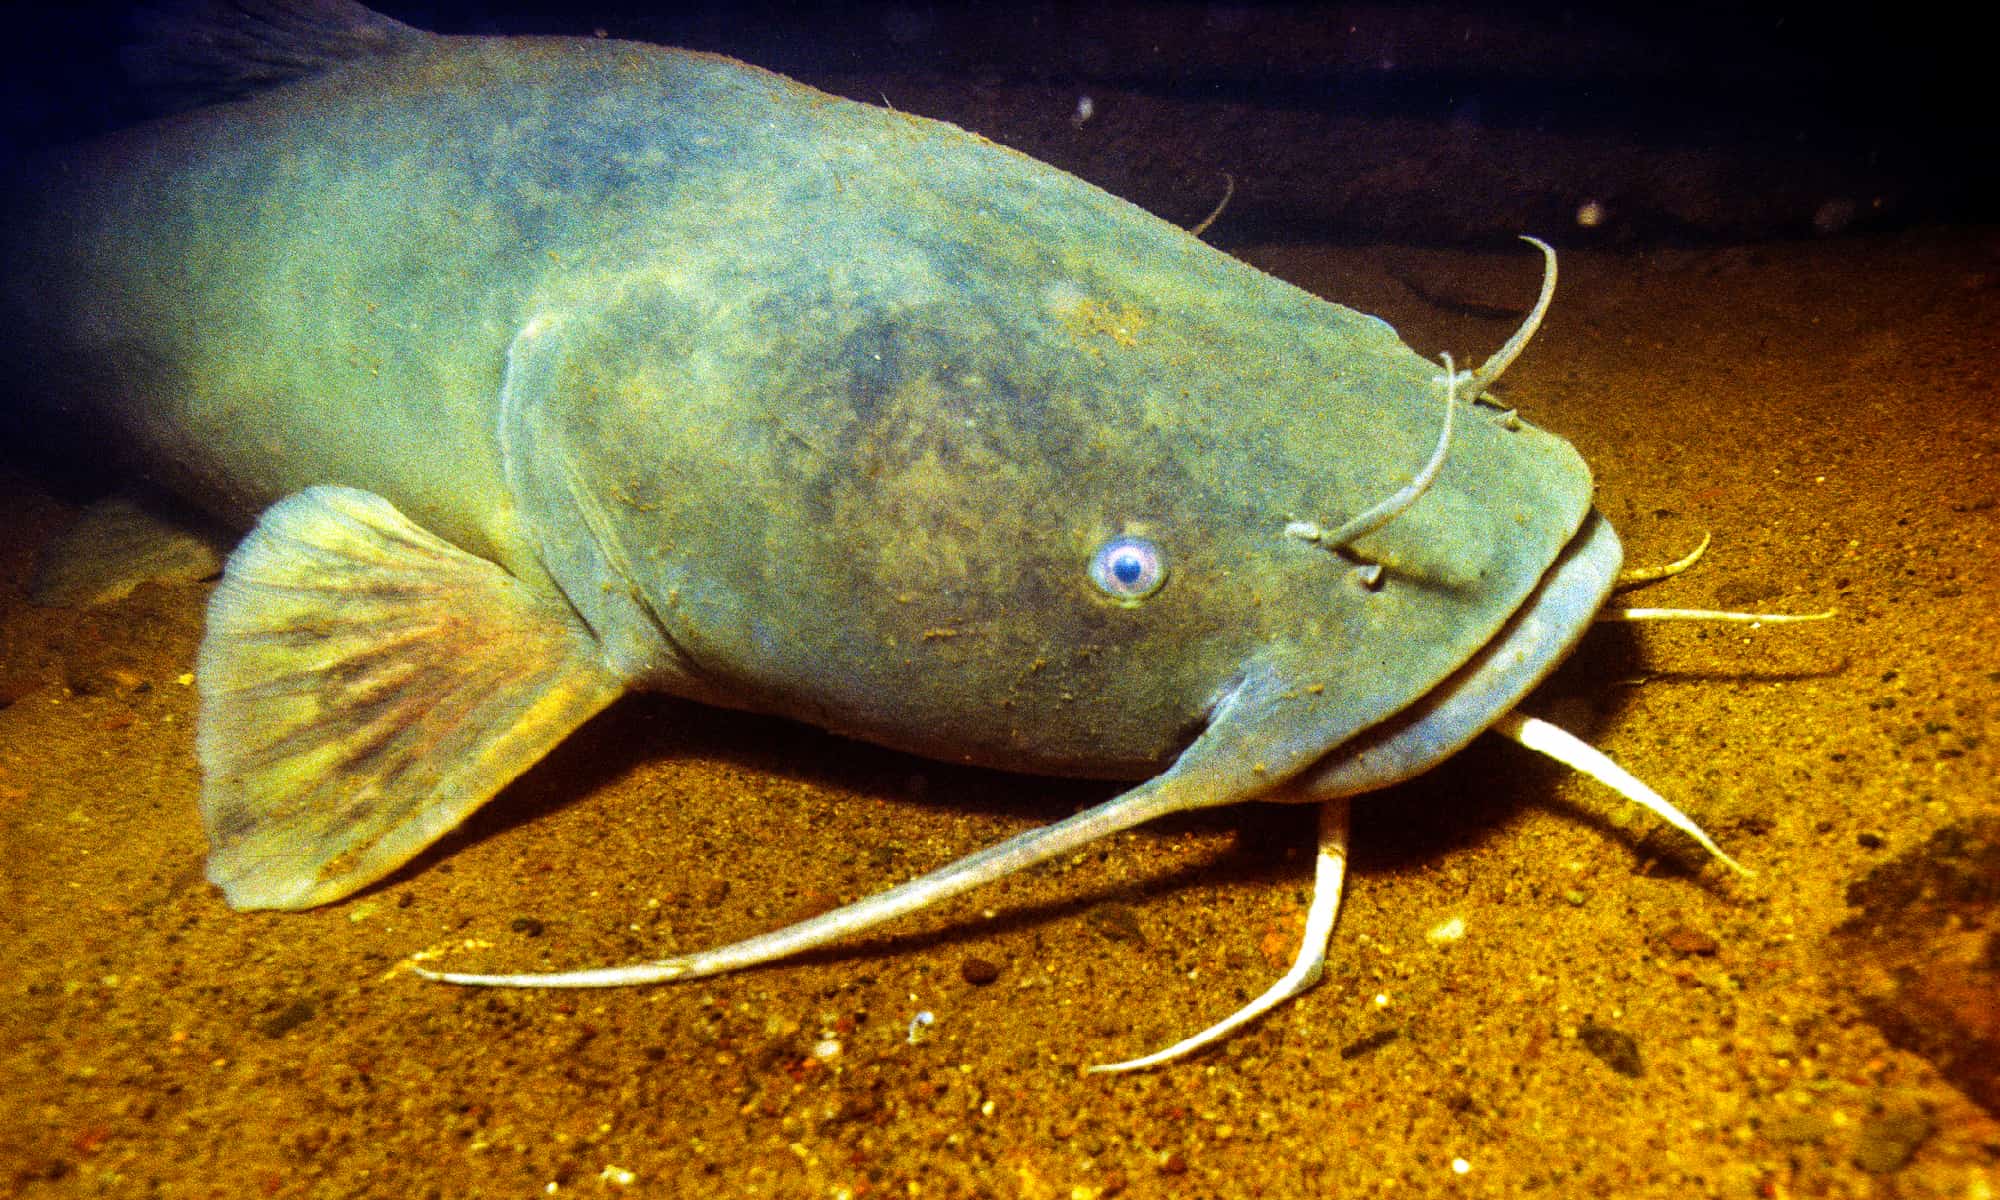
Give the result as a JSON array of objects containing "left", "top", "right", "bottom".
[{"left": 1290, "top": 509, "right": 1624, "bottom": 798}]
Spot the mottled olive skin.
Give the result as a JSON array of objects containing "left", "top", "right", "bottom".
[{"left": 3, "top": 29, "right": 1594, "bottom": 794}]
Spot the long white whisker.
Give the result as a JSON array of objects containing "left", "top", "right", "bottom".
[
  {"left": 1598, "top": 607, "right": 1835, "bottom": 623},
  {"left": 1461, "top": 235, "right": 1557, "bottom": 399},
  {"left": 1088, "top": 798, "right": 1350, "bottom": 1074},
  {"left": 1616, "top": 532, "right": 1711, "bottom": 586},
  {"left": 1489, "top": 710, "right": 1750, "bottom": 876}
]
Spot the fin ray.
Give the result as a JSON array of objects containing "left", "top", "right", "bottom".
[
  {"left": 198, "top": 486, "right": 624, "bottom": 910},
  {"left": 125, "top": 0, "right": 426, "bottom": 116}
]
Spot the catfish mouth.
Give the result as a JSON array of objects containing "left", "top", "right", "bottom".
[{"left": 1293, "top": 509, "right": 1623, "bottom": 799}]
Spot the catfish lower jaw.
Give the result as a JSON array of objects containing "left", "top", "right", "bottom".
[{"left": 1291, "top": 509, "right": 1623, "bottom": 799}]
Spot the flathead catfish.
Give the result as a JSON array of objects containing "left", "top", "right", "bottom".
[{"left": 2, "top": 1, "right": 1769, "bottom": 1070}]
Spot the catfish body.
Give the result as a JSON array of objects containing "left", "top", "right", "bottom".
[{"left": 0, "top": 7, "right": 1608, "bottom": 921}]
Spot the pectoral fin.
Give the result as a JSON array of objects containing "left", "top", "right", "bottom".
[{"left": 198, "top": 486, "right": 624, "bottom": 910}]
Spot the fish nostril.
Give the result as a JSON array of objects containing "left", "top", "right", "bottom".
[{"left": 1285, "top": 519, "right": 1384, "bottom": 586}]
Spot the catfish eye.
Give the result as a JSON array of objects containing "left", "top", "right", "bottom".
[{"left": 1089, "top": 535, "right": 1166, "bottom": 603}]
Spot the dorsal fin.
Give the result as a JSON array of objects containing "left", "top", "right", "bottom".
[{"left": 124, "top": 0, "right": 426, "bottom": 115}]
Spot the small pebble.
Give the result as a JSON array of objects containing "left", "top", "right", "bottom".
[
  {"left": 598, "top": 1165, "right": 636, "bottom": 1188},
  {"left": 1577, "top": 1022, "right": 1644, "bottom": 1077},
  {"left": 1088, "top": 903, "right": 1146, "bottom": 946},
  {"left": 1425, "top": 916, "right": 1466, "bottom": 944},
  {"left": 259, "top": 998, "right": 317, "bottom": 1039},
  {"left": 1662, "top": 927, "right": 1719, "bottom": 956},
  {"left": 959, "top": 956, "right": 1001, "bottom": 986}
]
